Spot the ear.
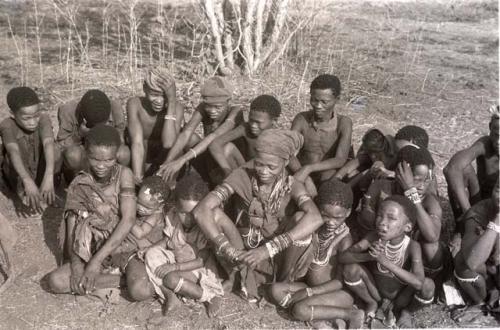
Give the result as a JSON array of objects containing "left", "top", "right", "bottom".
[
  {"left": 345, "top": 208, "right": 352, "bottom": 218},
  {"left": 404, "top": 222, "right": 413, "bottom": 233}
]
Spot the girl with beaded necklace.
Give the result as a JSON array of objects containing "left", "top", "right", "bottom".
[{"left": 339, "top": 195, "right": 435, "bottom": 328}]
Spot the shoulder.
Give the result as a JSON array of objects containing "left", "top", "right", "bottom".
[
  {"left": 338, "top": 114, "right": 353, "bottom": 127},
  {"left": 58, "top": 99, "right": 78, "bottom": 117},
  {"left": 293, "top": 111, "right": 311, "bottom": 123},
  {"left": 0, "top": 117, "right": 15, "bottom": 130}
]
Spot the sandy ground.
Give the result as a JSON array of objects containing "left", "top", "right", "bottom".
[{"left": 0, "top": 0, "right": 498, "bottom": 328}]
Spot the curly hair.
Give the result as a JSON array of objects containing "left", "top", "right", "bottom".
[
  {"left": 250, "top": 94, "right": 282, "bottom": 119},
  {"left": 84, "top": 124, "right": 121, "bottom": 148},
  {"left": 175, "top": 173, "right": 210, "bottom": 202},
  {"left": 310, "top": 74, "right": 341, "bottom": 97},
  {"left": 315, "top": 178, "right": 353, "bottom": 209},
  {"left": 396, "top": 145, "right": 434, "bottom": 169},
  {"left": 78, "top": 89, "right": 111, "bottom": 128},
  {"left": 140, "top": 175, "right": 170, "bottom": 204},
  {"left": 395, "top": 125, "right": 429, "bottom": 149},
  {"left": 7, "top": 87, "right": 39, "bottom": 113},
  {"left": 381, "top": 195, "right": 417, "bottom": 226}
]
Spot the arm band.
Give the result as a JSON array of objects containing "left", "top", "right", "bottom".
[{"left": 404, "top": 187, "right": 421, "bottom": 204}]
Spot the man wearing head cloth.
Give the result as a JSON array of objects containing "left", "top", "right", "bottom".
[
  {"left": 158, "top": 76, "right": 244, "bottom": 187},
  {"left": 126, "top": 67, "right": 184, "bottom": 182},
  {"left": 56, "top": 89, "right": 129, "bottom": 181},
  {"left": 254, "top": 129, "right": 304, "bottom": 160}
]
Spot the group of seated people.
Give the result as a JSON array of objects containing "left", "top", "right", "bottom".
[{"left": 0, "top": 69, "right": 498, "bottom": 328}]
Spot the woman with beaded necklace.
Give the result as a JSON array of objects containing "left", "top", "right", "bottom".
[
  {"left": 193, "top": 129, "right": 323, "bottom": 302},
  {"left": 339, "top": 195, "right": 435, "bottom": 328}
]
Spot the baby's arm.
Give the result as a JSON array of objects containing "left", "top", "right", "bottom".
[{"left": 131, "top": 214, "right": 161, "bottom": 239}]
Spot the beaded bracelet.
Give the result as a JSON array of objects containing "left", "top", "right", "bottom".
[
  {"left": 306, "top": 287, "right": 313, "bottom": 297},
  {"left": 189, "top": 148, "right": 198, "bottom": 159},
  {"left": 164, "top": 115, "right": 177, "bottom": 121},
  {"left": 487, "top": 221, "right": 500, "bottom": 234},
  {"left": 404, "top": 187, "right": 421, "bottom": 204}
]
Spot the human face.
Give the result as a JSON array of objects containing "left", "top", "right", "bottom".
[
  {"left": 254, "top": 152, "right": 286, "bottom": 185},
  {"left": 176, "top": 198, "right": 198, "bottom": 228},
  {"left": 489, "top": 118, "right": 499, "bottom": 154},
  {"left": 204, "top": 102, "right": 228, "bottom": 121},
  {"left": 319, "top": 204, "right": 351, "bottom": 228},
  {"left": 137, "top": 187, "right": 162, "bottom": 217},
  {"left": 376, "top": 201, "right": 412, "bottom": 242},
  {"left": 14, "top": 104, "right": 41, "bottom": 132},
  {"left": 413, "top": 164, "right": 431, "bottom": 196},
  {"left": 310, "top": 89, "right": 337, "bottom": 122},
  {"left": 144, "top": 86, "right": 165, "bottom": 113},
  {"left": 247, "top": 110, "right": 274, "bottom": 138},
  {"left": 87, "top": 145, "right": 118, "bottom": 180}
]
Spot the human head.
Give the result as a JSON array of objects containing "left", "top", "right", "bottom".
[
  {"left": 254, "top": 129, "right": 303, "bottom": 184},
  {"left": 397, "top": 145, "right": 434, "bottom": 196},
  {"left": 247, "top": 95, "right": 281, "bottom": 138},
  {"left": 137, "top": 176, "right": 170, "bottom": 217},
  {"left": 309, "top": 74, "right": 341, "bottom": 122},
  {"left": 201, "top": 76, "right": 233, "bottom": 121},
  {"left": 84, "top": 124, "right": 121, "bottom": 179},
  {"left": 489, "top": 110, "right": 499, "bottom": 154},
  {"left": 174, "top": 174, "right": 210, "bottom": 228},
  {"left": 7, "top": 86, "right": 41, "bottom": 132},
  {"left": 315, "top": 179, "right": 353, "bottom": 227},
  {"left": 362, "top": 129, "right": 388, "bottom": 163},
  {"left": 376, "top": 195, "right": 416, "bottom": 241},
  {"left": 78, "top": 90, "right": 111, "bottom": 128},
  {"left": 395, "top": 125, "right": 429, "bottom": 149},
  {"left": 143, "top": 68, "right": 175, "bottom": 112}
]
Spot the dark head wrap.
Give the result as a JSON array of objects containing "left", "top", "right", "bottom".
[{"left": 255, "top": 129, "right": 303, "bottom": 160}]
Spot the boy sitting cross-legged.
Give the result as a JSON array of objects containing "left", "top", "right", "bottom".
[
  {"left": 46, "top": 124, "right": 136, "bottom": 296},
  {"left": 142, "top": 174, "right": 244, "bottom": 317},
  {"left": 209, "top": 94, "right": 281, "bottom": 177},
  {"left": 268, "top": 179, "right": 364, "bottom": 329},
  {"left": 339, "top": 195, "right": 435, "bottom": 328},
  {"left": 0, "top": 87, "right": 61, "bottom": 214}
]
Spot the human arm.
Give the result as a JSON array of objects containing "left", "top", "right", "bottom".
[
  {"left": 80, "top": 168, "right": 136, "bottom": 291},
  {"left": 39, "top": 115, "right": 56, "bottom": 205},
  {"left": 209, "top": 125, "right": 246, "bottom": 176},
  {"left": 155, "top": 257, "right": 204, "bottom": 278},
  {"left": 338, "top": 236, "right": 374, "bottom": 264},
  {"left": 290, "top": 279, "right": 344, "bottom": 304},
  {"left": 288, "top": 155, "right": 318, "bottom": 197},
  {"left": 357, "top": 181, "right": 382, "bottom": 231},
  {"left": 370, "top": 239, "right": 425, "bottom": 290},
  {"left": 56, "top": 103, "right": 81, "bottom": 148},
  {"left": 396, "top": 162, "right": 441, "bottom": 243},
  {"left": 443, "top": 138, "right": 487, "bottom": 213},
  {"left": 127, "top": 98, "right": 146, "bottom": 181},
  {"left": 464, "top": 213, "right": 500, "bottom": 272},
  {"left": 130, "top": 214, "right": 161, "bottom": 239},
  {"left": 160, "top": 79, "right": 184, "bottom": 149},
  {"left": 66, "top": 212, "right": 86, "bottom": 295},
  {"left": 334, "top": 157, "right": 363, "bottom": 180}
]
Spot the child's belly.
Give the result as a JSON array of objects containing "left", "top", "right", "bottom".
[{"left": 373, "top": 268, "right": 406, "bottom": 299}]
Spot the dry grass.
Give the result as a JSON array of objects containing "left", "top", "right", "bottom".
[{"left": 0, "top": 0, "right": 498, "bottom": 328}]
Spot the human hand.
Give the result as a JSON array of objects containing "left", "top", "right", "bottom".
[
  {"left": 154, "top": 263, "right": 178, "bottom": 278},
  {"left": 239, "top": 246, "right": 269, "bottom": 269},
  {"left": 70, "top": 260, "right": 85, "bottom": 295},
  {"left": 22, "top": 177, "right": 42, "bottom": 212},
  {"left": 136, "top": 248, "right": 148, "bottom": 262},
  {"left": 449, "top": 232, "right": 462, "bottom": 258},
  {"left": 289, "top": 288, "right": 309, "bottom": 304},
  {"left": 370, "top": 161, "right": 387, "bottom": 179},
  {"left": 368, "top": 240, "right": 386, "bottom": 262},
  {"left": 40, "top": 176, "right": 56, "bottom": 206},
  {"left": 396, "top": 161, "right": 414, "bottom": 191},
  {"left": 157, "top": 160, "right": 184, "bottom": 182},
  {"left": 79, "top": 261, "right": 101, "bottom": 294}
]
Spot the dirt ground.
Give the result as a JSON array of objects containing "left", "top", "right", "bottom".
[{"left": 0, "top": 0, "right": 498, "bottom": 328}]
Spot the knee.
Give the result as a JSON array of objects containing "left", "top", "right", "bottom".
[
  {"left": 63, "top": 146, "right": 84, "bottom": 170},
  {"left": 343, "top": 263, "right": 361, "bottom": 280},
  {"left": 163, "top": 271, "right": 180, "bottom": 290},
  {"left": 291, "top": 302, "right": 311, "bottom": 321},
  {"left": 420, "top": 278, "right": 435, "bottom": 299},
  {"left": 117, "top": 145, "right": 130, "bottom": 166},
  {"left": 46, "top": 269, "right": 67, "bottom": 293},
  {"left": 222, "top": 142, "right": 236, "bottom": 158},
  {"left": 127, "top": 280, "right": 153, "bottom": 301},
  {"left": 268, "top": 283, "right": 286, "bottom": 304}
]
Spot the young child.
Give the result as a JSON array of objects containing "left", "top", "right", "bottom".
[
  {"left": 157, "top": 76, "right": 243, "bottom": 186},
  {"left": 291, "top": 74, "right": 353, "bottom": 185},
  {"left": 340, "top": 195, "right": 435, "bottom": 328},
  {"left": 126, "top": 68, "right": 184, "bottom": 182},
  {"left": 57, "top": 89, "right": 129, "bottom": 180},
  {"left": 444, "top": 107, "right": 499, "bottom": 222},
  {"left": 47, "top": 124, "right": 136, "bottom": 296},
  {"left": 126, "top": 175, "right": 171, "bottom": 302},
  {"left": 0, "top": 87, "right": 60, "bottom": 213},
  {"left": 453, "top": 179, "right": 499, "bottom": 316},
  {"left": 143, "top": 174, "right": 242, "bottom": 317},
  {"left": 268, "top": 179, "right": 364, "bottom": 329},
  {"left": 209, "top": 94, "right": 281, "bottom": 177},
  {"left": 395, "top": 125, "right": 429, "bottom": 150}
]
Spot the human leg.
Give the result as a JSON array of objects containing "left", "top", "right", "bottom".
[
  {"left": 268, "top": 281, "right": 307, "bottom": 307},
  {"left": 126, "top": 257, "right": 155, "bottom": 301},
  {"left": 343, "top": 263, "right": 381, "bottom": 317}
]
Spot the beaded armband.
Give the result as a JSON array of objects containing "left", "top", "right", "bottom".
[
  {"left": 487, "top": 221, "right": 500, "bottom": 234},
  {"left": 404, "top": 187, "right": 421, "bottom": 204},
  {"left": 265, "top": 233, "right": 293, "bottom": 258}
]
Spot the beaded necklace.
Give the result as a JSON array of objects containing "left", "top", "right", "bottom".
[{"left": 376, "top": 235, "right": 410, "bottom": 274}]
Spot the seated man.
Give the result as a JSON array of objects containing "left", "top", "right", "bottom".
[
  {"left": 340, "top": 196, "right": 435, "bottom": 328},
  {"left": 453, "top": 179, "right": 499, "bottom": 313},
  {"left": 209, "top": 94, "right": 281, "bottom": 177},
  {"left": 57, "top": 89, "right": 129, "bottom": 181},
  {"left": 291, "top": 74, "right": 353, "bottom": 185},
  {"left": 46, "top": 125, "right": 136, "bottom": 296},
  {"left": 444, "top": 108, "right": 499, "bottom": 224},
  {"left": 158, "top": 76, "right": 243, "bottom": 187},
  {"left": 335, "top": 128, "right": 398, "bottom": 208},
  {"left": 126, "top": 68, "right": 184, "bottom": 182},
  {"left": 0, "top": 87, "right": 60, "bottom": 214}
]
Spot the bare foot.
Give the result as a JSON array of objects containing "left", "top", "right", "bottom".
[
  {"left": 396, "top": 309, "right": 413, "bottom": 329},
  {"left": 348, "top": 309, "right": 365, "bottom": 329},
  {"left": 206, "top": 296, "right": 222, "bottom": 318},
  {"left": 366, "top": 301, "right": 378, "bottom": 320},
  {"left": 333, "top": 319, "right": 347, "bottom": 329},
  {"left": 222, "top": 279, "right": 233, "bottom": 293},
  {"left": 163, "top": 293, "right": 182, "bottom": 315}
]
